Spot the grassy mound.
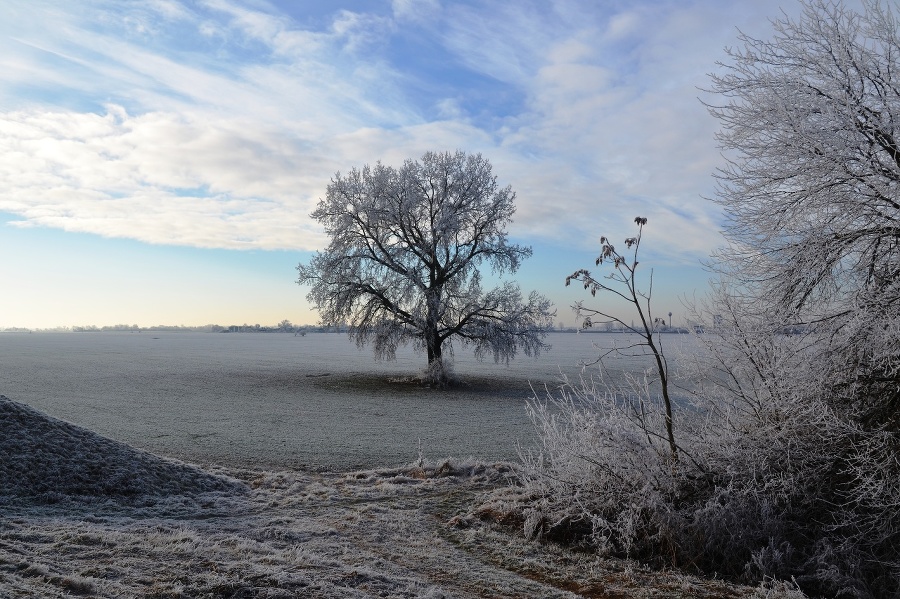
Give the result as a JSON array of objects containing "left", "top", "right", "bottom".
[{"left": 0, "top": 395, "right": 245, "bottom": 500}]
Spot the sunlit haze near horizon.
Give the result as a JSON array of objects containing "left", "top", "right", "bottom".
[{"left": 0, "top": 0, "right": 847, "bottom": 330}]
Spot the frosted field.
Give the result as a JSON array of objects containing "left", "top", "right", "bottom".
[
  {"left": 0, "top": 331, "right": 677, "bottom": 470},
  {"left": 0, "top": 333, "right": 768, "bottom": 598},
  {"left": 0, "top": 396, "right": 758, "bottom": 598}
]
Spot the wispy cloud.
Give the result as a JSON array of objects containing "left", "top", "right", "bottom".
[
  {"left": 0, "top": 0, "right": 812, "bottom": 261},
  {"left": 0, "top": 105, "right": 498, "bottom": 249}
]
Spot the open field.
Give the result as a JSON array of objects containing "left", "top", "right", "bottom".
[
  {"left": 0, "top": 333, "right": 790, "bottom": 597},
  {"left": 0, "top": 332, "right": 682, "bottom": 470}
]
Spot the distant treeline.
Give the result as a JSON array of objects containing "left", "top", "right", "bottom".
[
  {"left": 4, "top": 323, "right": 808, "bottom": 335},
  {"left": 1, "top": 321, "right": 350, "bottom": 334},
  {"left": 70, "top": 322, "right": 338, "bottom": 334},
  {"left": 5, "top": 324, "right": 809, "bottom": 335}
]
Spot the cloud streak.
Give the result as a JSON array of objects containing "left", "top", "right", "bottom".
[{"left": 0, "top": 0, "right": 819, "bottom": 261}]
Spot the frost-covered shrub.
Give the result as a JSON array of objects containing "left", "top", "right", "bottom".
[
  {"left": 511, "top": 232, "right": 899, "bottom": 596},
  {"left": 514, "top": 222, "right": 900, "bottom": 595},
  {"left": 519, "top": 375, "right": 680, "bottom": 555},
  {"left": 514, "top": 1, "right": 900, "bottom": 596},
  {"left": 750, "top": 579, "right": 807, "bottom": 599},
  {"left": 516, "top": 316, "right": 900, "bottom": 598},
  {"left": 420, "top": 356, "right": 456, "bottom": 388}
]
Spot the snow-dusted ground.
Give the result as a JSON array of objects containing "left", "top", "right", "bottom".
[
  {"left": 0, "top": 395, "right": 764, "bottom": 598},
  {"left": 0, "top": 332, "right": 678, "bottom": 470}
]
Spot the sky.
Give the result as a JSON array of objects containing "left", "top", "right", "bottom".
[{"left": 0, "top": 0, "right": 840, "bottom": 329}]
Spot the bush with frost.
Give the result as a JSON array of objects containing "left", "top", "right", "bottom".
[
  {"left": 514, "top": 224, "right": 900, "bottom": 598},
  {"left": 515, "top": 2, "right": 900, "bottom": 596}
]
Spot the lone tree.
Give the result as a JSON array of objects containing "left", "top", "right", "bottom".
[{"left": 297, "top": 150, "right": 554, "bottom": 386}]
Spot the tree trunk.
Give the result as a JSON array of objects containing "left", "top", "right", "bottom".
[
  {"left": 424, "top": 331, "right": 449, "bottom": 387},
  {"left": 426, "top": 339, "right": 441, "bottom": 364},
  {"left": 423, "top": 287, "right": 449, "bottom": 387}
]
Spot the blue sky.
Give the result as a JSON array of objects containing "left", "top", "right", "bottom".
[{"left": 0, "top": 0, "right": 830, "bottom": 328}]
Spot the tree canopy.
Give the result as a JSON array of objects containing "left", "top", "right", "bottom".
[
  {"left": 297, "top": 150, "right": 553, "bottom": 386},
  {"left": 709, "top": 0, "right": 900, "bottom": 322},
  {"left": 708, "top": 0, "right": 900, "bottom": 428}
]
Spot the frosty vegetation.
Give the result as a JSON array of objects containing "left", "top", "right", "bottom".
[
  {"left": 510, "top": 2, "right": 900, "bottom": 597},
  {"left": 2, "top": 394, "right": 777, "bottom": 598},
  {"left": 565, "top": 217, "right": 679, "bottom": 464},
  {"left": 297, "top": 150, "right": 554, "bottom": 387}
]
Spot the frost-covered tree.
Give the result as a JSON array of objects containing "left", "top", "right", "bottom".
[
  {"left": 509, "top": 3, "right": 900, "bottom": 595},
  {"left": 297, "top": 150, "right": 554, "bottom": 386},
  {"left": 708, "top": 0, "right": 900, "bottom": 429},
  {"left": 701, "top": 1, "right": 900, "bottom": 593}
]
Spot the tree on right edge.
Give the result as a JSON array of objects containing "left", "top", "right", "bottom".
[
  {"left": 513, "top": 2, "right": 900, "bottom": 596},
  {"left": 708, "top": 0, "right": 900, "bottom": 430},
  {"left": 704, "top": 0, "right": 900, "bottom": 594}
]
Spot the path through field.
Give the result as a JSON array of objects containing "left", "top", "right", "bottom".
[{"left": 0, "top": 396, "right": 753, "bottom": 598}]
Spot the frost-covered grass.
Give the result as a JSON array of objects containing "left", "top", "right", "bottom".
[
  {"left": 0, "top": 331, "right": 613, "bottom": 470},
  {"left": 0, "top": 397, "right": 244, "bottom": 501},
  {"left": 0, "top": 395, "right": 774, "bottom": 598}
]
